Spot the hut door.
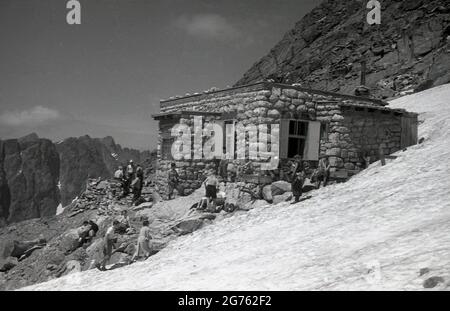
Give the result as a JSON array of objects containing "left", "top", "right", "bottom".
[
  {"left": 400, "top": 116, "right": 418, "bottom": 149},
  {"left": 304, "top": 121, "right": 321, "bottom": 161}
]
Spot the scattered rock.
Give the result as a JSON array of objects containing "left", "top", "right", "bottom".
[
  {"left": 419, "top": 268, "right": 430, "bottom": 276},
  {"left": 271, "top": 181, "right": 291, "bottom": 195},
  {"left": 0, "top": 257, "right": 18, "bottom": 272},
  {"left": 273, "top": 192, "right": 293, "bottom": 205},
  {"left": 172, "top": 218, "right": 204, "bottom": 235},
  {"left": 423, "top": 276, "right": 445, "bottom": 288},
  {"left": 262, "top": 185, "right": 273, "bottom": 203}
]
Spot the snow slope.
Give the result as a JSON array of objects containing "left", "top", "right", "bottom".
[{"left": 24, "top": 84, "right": 450, "bottom": 291}]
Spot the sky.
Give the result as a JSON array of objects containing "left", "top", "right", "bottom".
[{"left": 0, "top": 0, "right": 321, "bottom": 150}]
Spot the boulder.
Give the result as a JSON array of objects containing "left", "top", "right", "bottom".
[
  {"left": 423, "top": 276, "right": 445, "bottom": 289},
  {"left": 172, "top": 218, "right": 204, "bottom": 235},
  {"left": 109, "top": 252, "right": 131, "bottom": 267},
  {"left": 1, "top": 238, "right": 47, "bottom": 259},
  {"left": 0, "top": 257, "right": 18, "bottom": 272},
  {"left": 262, "top": 185, "right": 273, "bottom": 203},
  {"left": 60, "top": 229, "right": 82, "bottom": 253},
  {"left": 271, "top": 181, "right": 291, "bottom": 195},
  {"left": 273, "top": 192, "right": 293, "bottom": 205},
  {"left": 62, "top": 260, "right": 82, "bottom": 276}
]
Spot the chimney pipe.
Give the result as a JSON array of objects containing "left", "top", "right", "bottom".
[{"left": 360, "top": 60, "right": 367, "bottom": 86}]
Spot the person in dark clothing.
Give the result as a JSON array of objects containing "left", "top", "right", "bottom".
[
  {"left": 67, "top": 220, "right": 99, "bottom": 255},
  {"left": 290, "top": 155, "right": 305, "bottom": 203},
  {"left": 167, "top": 163, "right": 180, "bottom": 200},
  {"left": 88, "top": 220, "right": 99, "bottom": 236},
  {"left": 131, "top": 175, "right": 142, "bottom": 206},
  {"left": 120, "top": 165, "right": 130, "bottom": 198},
  {"left": 136, "top": 165, "right": 144, "bottom": 197}
]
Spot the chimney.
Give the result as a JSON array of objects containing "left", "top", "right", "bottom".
[
  {"left": 354, "top": 59, "right": 370, "bottom": 97},
  {"left": 360, "top": 60, "right": 367, "bottom": 86}
]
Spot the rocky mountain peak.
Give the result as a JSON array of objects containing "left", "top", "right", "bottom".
[{"left": 236, "top": 0, "right": 450, "bottom": 99}]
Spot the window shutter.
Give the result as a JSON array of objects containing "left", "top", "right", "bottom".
[
  {"left": 279, "top": 119, "right": 289, "bottom": 159},
  {"left": 214, "top": 120, "right": 225, "bottom": 158},
  {"left": 224, "top": 121, "right": 235, "bottom": 159},
  {"left": 304, "top": 121, "right": 321, "bottom": 161}
]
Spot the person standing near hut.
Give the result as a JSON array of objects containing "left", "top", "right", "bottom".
[
  {"left": 290, "top": 155, "right": 306, "bottom": 203},
  {"left": 203, "top": 170, "right": 219, "bottom": 209},
  {"left": 167, "top": 163, "right": 180, "bottom": 200},
  {"left": 314, "top": 156, "right": 331, "bottom": 188}
]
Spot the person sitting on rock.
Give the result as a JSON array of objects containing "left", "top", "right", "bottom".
[
  {"left": 167, "top": 163, "right": 180, "bottom": 200},
  {"left": 96, "top": 220, "right": 120, "bottom": 271},
  {"left": 131, "top": 220, "right": 152, "bottom": 262},
  {"left": 116, "top": 210, "right": 131, "bottom": 234},
  {"left": 77, "top": 221, "right": 93, "bottom": 246},
  {"left": 114, "top": 166, "right": 124, "bottom": 180}
]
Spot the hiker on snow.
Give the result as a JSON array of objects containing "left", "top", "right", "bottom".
[
  {"left": 167, "top": 162, "right": 180, "bottom": 200},
  {"left": 290, "top": 155, "right": 306, "bottom": 203},
  {"left": 97, "top": 220, "right": 120, "bottom": 271},
  {"left": 131, "top": 220, "right": 152, "bottom": 262}
]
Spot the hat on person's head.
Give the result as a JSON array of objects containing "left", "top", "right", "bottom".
[{"left": 129, "top": 160, "right": 134, "bottom": 163}]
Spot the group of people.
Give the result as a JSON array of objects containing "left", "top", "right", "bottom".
[
  {"left": 114, "top": 160, "right": 145, "bottom": 206},
  {"left": 167, "top": 154, "right": 331, "bottom": 207},
  {"left": 96, "top": 217, "right": 153, "bottom": 271},
  {"left": 289, "top": 155, "right": 331, "bottom": 203},
  {"left": 167, "top": 162, "right": 222, "bottom": 211}
]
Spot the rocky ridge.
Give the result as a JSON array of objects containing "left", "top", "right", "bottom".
[{"left": 236, "top": 0, "right": 450, "bottom": 99}]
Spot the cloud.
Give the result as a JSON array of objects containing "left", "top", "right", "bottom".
[
  {"left": 175, "top": 13, "right": 241, "bottom": 40},
  {"left": 0, "top": 106, "right": 61, "bottom": 126}
]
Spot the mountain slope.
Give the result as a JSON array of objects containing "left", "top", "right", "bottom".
[
  {"left": 236, "top": 0, "right": 450, "bottom": 99},
  {"left": 24, "top": 84, "right": 450, "bottom": 290}
]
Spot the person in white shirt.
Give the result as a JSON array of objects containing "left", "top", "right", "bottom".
[
  {"left": 131, "top": 220, "right": 152, "bottom": 262},
  {"left": 97, "top": 220, "right": 120, "bottom": 271},
  {"left": 203, "top": 170, "right": 219, "bottom": 209}
]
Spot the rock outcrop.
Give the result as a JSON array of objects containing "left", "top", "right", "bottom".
[
  {"left": 0, "top": 134, "right": 60, "bottom": 226},
  {"left": 236, "top": 0, "right": 450, "bottom": 99}
]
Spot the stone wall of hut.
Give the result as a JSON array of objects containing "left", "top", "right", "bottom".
[{"left": 154, "top": 82, "right": 409, "bottom": 198}]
